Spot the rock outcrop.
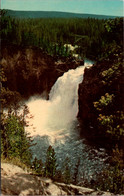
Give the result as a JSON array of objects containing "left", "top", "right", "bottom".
[
  {"left": 1, "top": 42, "right": 83, "bottom": 99},
  {"left": 78, "top": 60, "right": 123, "bottom": 146},
  {"left": 1, "top": 162, "right": 116, "bottom": 196},
  {"left": 78, "top": 64, "right": 106, "bottom": 141}
]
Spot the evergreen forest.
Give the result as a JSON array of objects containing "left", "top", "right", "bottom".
[{"left": 1, "top": 9, "right": 123, "bottom": 60}]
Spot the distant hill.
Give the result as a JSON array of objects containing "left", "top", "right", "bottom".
[{"left": 5, "top": 9, "right": 118, "bottom": 19}]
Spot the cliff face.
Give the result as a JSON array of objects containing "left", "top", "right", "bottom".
[
  {"left": 78, "top": 64, "right": 106, "bottom": 135},
  {"left": 78, "top": 59, "right": 123, "bottom": 145},
  {"left": 1, "top": 43, "right": 82, "bottom": 99},
  {"left": 78, "top": 63, "right": 110, "bottom": 143},
  {"left": 1, "top": 43, "right": 55, "bottom": 98}
]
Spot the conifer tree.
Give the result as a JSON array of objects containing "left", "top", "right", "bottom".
[
  {"left": 73, "top": 158, "right": 80, "bottom": 184},
  {"left": 63, "top": 157, "right": 71, "bottom": 184},
  {"left": 32, "top": 157, "right": 43, "bottom": 175},
  {"left": 45, "top": 145, "right": 57, "bottom": 179}
]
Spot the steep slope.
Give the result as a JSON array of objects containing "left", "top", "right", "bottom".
[
  {"left": 1, "top": 43, "right": 82, "bottom": 99},
  {"left": 78, "top": 59, "right": 124, "bottom": 147},
  {"left": 78, "top": 64, "right": 106, "bottom": 138}
]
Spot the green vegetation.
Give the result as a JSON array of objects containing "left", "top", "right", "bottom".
[
  {"left": 1, "top": 115, "right": 32, "bottom": 164},
  {"left": 95, "top": 146, "right": 124, "bottom": 194},
  {"left": 1, "top": 9, "right": 114, "bottom": 60},
  {"left": 32, "top": 157, "right": 44, "bottom": 175},
  {"left": 63, "top": 157, "right": 71, "bottom": 184},
  {"left": 85, "top": 17, "right": 123, "bottom": 193},
  {"left": 1, "top": 69, "right": 32, "bottom": 166},
  {"left": 93, "top": 51, "right": 124, "bottom": 145},
  {"left": 31, "top": 147, "right": 71, "bottom": 184},
  {"left": 31, "top": 146, "right": 124, "bottom": 194},
  {"left": 44, "top": 145, "right": 57, "bottom": 179},
  {"left": 1, "top": 9, "right": 123, "bottom": 60}
]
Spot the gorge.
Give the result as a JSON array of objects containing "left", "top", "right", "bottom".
[
  {"left": 1, "top": 41, "right": 123, "bottom": 193},
  {"left": 1, "top": 12, "right": 123, "bottom": 194},
  {"left": 25, "top": 60, "right": 109, "bottom": 184}
]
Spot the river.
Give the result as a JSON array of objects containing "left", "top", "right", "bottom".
[{"left": 25, "top": 60, "right": 108, "bottom": 184}]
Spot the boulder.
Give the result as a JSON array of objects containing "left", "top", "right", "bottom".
[{"left": 1, "top": 162, "right": 117, "bottom": 196}]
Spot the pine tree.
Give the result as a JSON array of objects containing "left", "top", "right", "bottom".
[
  {"left": 45, "top": 145, "right": 57, "bottom": 179},
  {"left": 32, "top": 157, "right": 43, "bottom": 175},
  {"left": 63, "top": 157, "right": 71, "bottom": 184},
  {"left": 73, "top": 158, "right": 80, "bottom": 184}
]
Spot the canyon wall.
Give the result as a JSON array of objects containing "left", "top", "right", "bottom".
[{"left": 1, "top": 43, "right": 82, "bottom": 99}]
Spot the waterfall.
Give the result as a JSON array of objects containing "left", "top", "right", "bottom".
[
  {"left": 26, "top": 61, "right": 92, "bottom": 137},
  {"left": 26, "top": 60, "right": 107, "bottom": 183}
]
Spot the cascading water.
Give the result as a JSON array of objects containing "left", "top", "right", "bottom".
[
  {"left": 26, "top": 61, "right": 92, "bottom": 135},
  {"left": 26, "top": 60, "right": 108, "bottom": 184}
]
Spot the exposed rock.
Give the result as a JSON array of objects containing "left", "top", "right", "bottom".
[
  {"left": 1, "top": 162, "right": 117, "bottom": 196},
  {"left": 1, "top": 42, "right": 83, "bottom": 99},
  {"left": 1, "top": 43, "right": 56, "bottom": 98},
  {"left": 78, "top": 64, "right": 106, "bottom": 142}
]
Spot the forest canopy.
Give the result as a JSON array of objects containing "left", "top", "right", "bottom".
[{"left": 1, "top": 10, "right": 123, "bottom": 60}]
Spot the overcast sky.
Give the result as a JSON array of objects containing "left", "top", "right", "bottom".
[{"left": 1, "top": 0, "right": 124, "bottom": 16}]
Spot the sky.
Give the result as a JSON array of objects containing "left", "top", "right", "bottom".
[{"left": 1, "top": 0, "right": 124, "bottom": 16}]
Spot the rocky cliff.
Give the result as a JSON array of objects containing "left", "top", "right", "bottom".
[
  {"left": 78, "top": 59, "right": 123, "bottom": 146},
  {"left": 1, "top": 42, "right": 83, "bottom": 99},
  {"left": 1, "top": 162, "right": 116, "bottom": 196},
  {"left": 78, "top": 64, "right": 106, "bottom": 139}
]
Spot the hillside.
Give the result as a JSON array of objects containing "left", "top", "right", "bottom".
[{"left": 5, "top": 9, "right": 117, "bottom": 19}]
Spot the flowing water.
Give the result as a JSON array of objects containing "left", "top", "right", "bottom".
[{"left": 26, "top": 60, "right": 108, "bottom": 183}]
